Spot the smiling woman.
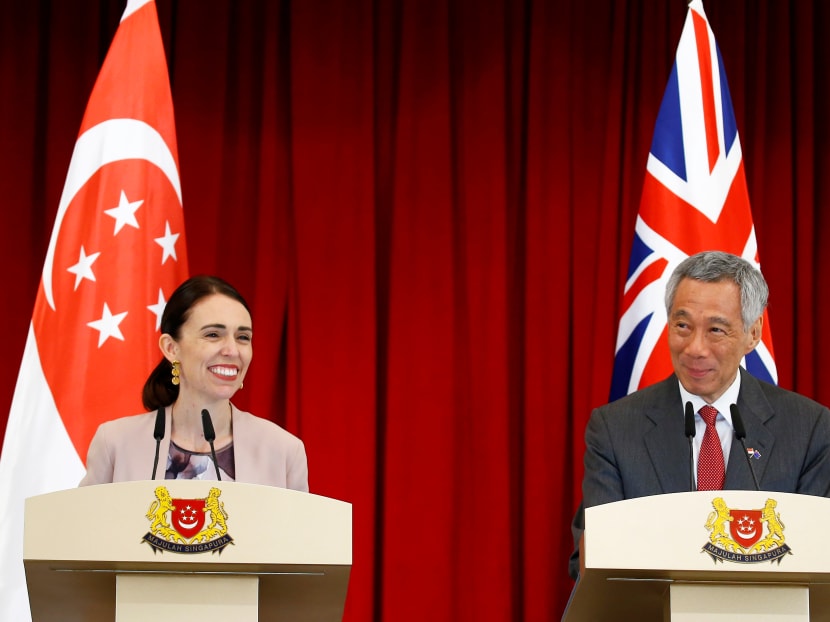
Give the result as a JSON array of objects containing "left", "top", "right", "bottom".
[{"left": 78, "top": 275, "right": 308, "bottom": 491}]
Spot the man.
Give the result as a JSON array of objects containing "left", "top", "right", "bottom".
[{"left": 568, "top": 250, "right": 830, "bottom": 579}]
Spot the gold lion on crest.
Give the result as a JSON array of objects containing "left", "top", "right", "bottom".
[
  {"left": 191, "top": 487, "right": 229, "bottom": 543},
  {"left": 704, "top": 497, "right": 742, "bottom": 552},
  {"left": 145, "top": 486, "right": 186, "bottom": 543},
  {"left": 750, "top": 498, "right": 786, "bottom": 553}
]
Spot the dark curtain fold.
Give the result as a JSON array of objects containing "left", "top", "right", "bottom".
[{"left": 1, "top": 1, "right": 828, "bottom": 619}]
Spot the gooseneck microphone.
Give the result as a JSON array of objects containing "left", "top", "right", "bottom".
[
  {"left": 684, "top": 401, "right": 696, "bottom": 491},
  {"left": 201, "top": 409, "right": 222, "bottom": 481},
  {"left": 730, "top": 404, "right": 760, "bottom": 491},
  {"left": 150, "top": 406, "right": 165, "bottom": 480}
]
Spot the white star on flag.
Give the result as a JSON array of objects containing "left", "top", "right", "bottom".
[
  {"left": 87, "top": 303, "right": 128, "bottom": 347},
  {"left": 147, "top": 288, "right": 167, "bottom": 330},
  {"left": 66, "top": 245, "right": 101, "bottom": 290},
  {"left": 104, "top": 190, "right": 144, "bottom": 235},
  {"left": 154, "top": 220, "right": 180, "bottom": 264}
]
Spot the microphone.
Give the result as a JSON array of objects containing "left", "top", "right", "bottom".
[
  {"left": 730, "top": 404, "right": 760, "bottom": 491},
  {"left": 150, "top": 406, "right": 165, "bottom": 480},
  {"left": 201, "top": 409, "right": 222, "bottom": 481},
  {"left": 684, "top": 401, "right": 696, "bottom": 491}
]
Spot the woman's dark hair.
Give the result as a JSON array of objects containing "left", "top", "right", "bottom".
[{"left": 142, "top": 275, "right": 251, "bottom": 410}]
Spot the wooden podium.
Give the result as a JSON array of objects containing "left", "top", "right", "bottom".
[
  {"left": 23, "top": 481, "right": 351, "bottom": 621},
  {"left": 562, "top": 491, "right": 830, "bottom": 621}
]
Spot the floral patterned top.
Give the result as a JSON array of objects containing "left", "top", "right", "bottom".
[{"left": 166, "top": 441, "right": 235, "bottom": 481}]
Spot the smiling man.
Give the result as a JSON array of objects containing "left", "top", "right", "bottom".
[{"left": 568, "top": 250, "right": 830, "bottom": 579}]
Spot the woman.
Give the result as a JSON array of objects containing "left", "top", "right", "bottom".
[{"left": 80, "top": 275, "right": 308, "bottom": 491}]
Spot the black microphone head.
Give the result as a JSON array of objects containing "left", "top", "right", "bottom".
[
  {"left": 153, "top": 406, "right": 165, "bottom": 441},
  {"left": 201, "top": 409, "right": 216, "bottom": 442},
  {"left": 731, "top": 403, "right": 759, "bottom": 490},
  {"left": 684, "top": 401, "right": 695, "bottom": 438},
  {"left": 730, "top": 404, "right": 747, "bottom": 440}
]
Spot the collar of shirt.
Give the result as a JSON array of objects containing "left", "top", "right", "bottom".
[
  {"left": 678, "top": 369, "right": 743, "bottom": 483},
  {"left": 678, "top": 369, "right": 742, "bottom": 428}
]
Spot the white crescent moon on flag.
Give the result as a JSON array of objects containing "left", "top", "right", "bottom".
[{"left": 42, "top": 118, "right": 182, "bottom": 310}]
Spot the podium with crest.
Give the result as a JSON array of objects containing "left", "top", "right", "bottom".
[
  {"left": 562, "top": 491, "right": 830, "bottom": 621},
  {"left": 23, "top": 481, "right": 351, "bottom": 621}
]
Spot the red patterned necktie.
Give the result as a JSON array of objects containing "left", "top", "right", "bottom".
[{"left": 697, "top": 405, "right": 725, "bottom": 490}]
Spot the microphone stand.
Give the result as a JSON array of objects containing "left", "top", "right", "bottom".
[
  {"left": 201, "top": 409, "right": 222, "bottom": 481},
  {"left": 730, "top": 404, "right": 760, "bottom": 491},
  {"left": 151, "top": 406, "right": 165, "bottom": 480},
  {"left": 684, "top": 401, "right": 696, "bottom": 491}
]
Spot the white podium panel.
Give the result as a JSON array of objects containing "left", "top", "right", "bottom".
[
  {"left": 563, "top": 491, "right": 830, "bottom": 622},
  {"left": 24, "top": 481, "right": 352, "bottom": 622}
]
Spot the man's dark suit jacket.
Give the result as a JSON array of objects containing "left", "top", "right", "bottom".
[{"left": 568, "top": 367, "right": 830, "bottom": 579}]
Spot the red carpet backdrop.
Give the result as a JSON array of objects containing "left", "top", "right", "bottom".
[{"left": 1, "top": 1, "right": 829, "bottom": 620}]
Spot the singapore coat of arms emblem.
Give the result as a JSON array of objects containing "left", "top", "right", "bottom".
[
  {"left": 702, "top": 496, "right": 791, "bottom": 564},
  {"left": 142, "top": 485, "right": 234, "bottom": 554}
]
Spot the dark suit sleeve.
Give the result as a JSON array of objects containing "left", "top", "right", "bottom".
[
  {"left": 568, "top": 501, "right": 584, "bottom": 581},
  {"left": 796, "top": 405, "right": 830, "bottom": 496},
  {"left": 749, "top": 376, "right": 830, "bottom": 497},
  {"left": 582, "top": 408, "right": 626, "bottom": 507},
  {"left": 568, "top": 407, "right": 626, "bottom": 580}
]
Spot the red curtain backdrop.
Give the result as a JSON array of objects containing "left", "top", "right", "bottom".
[{"left": 1, "top": 1, "right": 828, "bottom": 619}]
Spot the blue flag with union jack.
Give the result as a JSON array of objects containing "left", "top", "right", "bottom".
[{"left": 610, "top": 0, "right": 777, "bottom": 401}]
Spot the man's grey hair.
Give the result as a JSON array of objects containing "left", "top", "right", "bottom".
[{"left": 664, "top": 250, "right": 768, "bottom": 331}]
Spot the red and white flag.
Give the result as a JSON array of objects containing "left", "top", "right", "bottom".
[
  {"left": 609, "top": 0, "right": 776, "bottom": 401},
  {"left": 0, "top": 1, "right": 188, "bottom": 618}
]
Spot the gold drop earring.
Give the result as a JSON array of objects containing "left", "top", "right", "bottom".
[{"left": 171, "top": 360, "right": 181, "bottom": 385}]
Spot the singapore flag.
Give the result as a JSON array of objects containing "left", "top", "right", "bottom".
[{"left": 0, "top": 1, "right": 188, "bottom": 619}]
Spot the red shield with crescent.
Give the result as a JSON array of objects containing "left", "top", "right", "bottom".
[
  {"left": 171, "top": 498, "right": 206, "bottom": 539},
  {"left": 729, "top": 509, "right": 763, "bottom": 548}
]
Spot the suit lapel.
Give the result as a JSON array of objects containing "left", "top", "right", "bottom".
[
  {"left": 724, "top": 369, "right": 775, "bottom": 489},
  {"left": 643, "top": 376, "right": 694, "bottom": 493}
]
